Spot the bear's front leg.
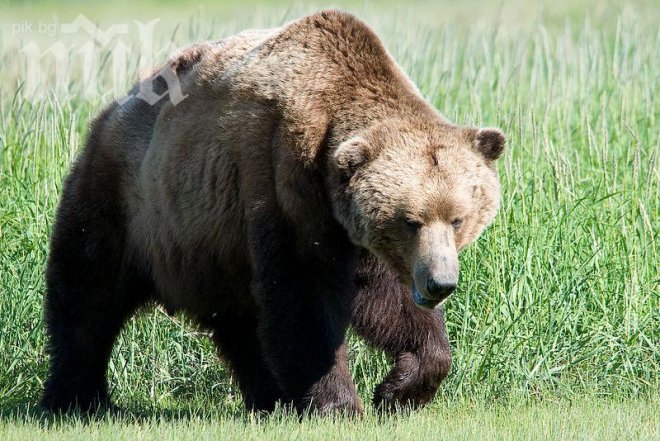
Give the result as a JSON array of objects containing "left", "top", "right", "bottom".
[
  {"left": 250, "top": 251, "right": 362, "bottom": 415},
  {"left": 246, "top": 198, "right": 362, "bottom": 416},
  {"left": 352, "top": 252, "right": 452, "bottom": 411}
]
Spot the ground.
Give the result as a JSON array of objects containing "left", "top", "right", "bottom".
[
  {"left": 0, "top": 0, "right": 658, "bottom": 439},
  {"left": 2, "top": 399, "right": 659, "bottom": 440}
]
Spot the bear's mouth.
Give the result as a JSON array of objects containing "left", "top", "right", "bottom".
[{"left": 412, "top": 284, "right": 444, "bottom": 309}]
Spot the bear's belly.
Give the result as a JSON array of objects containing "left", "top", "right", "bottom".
[
  {"left": 126, "top": 141, "right": 253, "bottom": 321},
  {"left": 150, "top": 250, "right": 254, "bottom": 323}
]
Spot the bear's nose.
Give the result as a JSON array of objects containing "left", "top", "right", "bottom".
[{"left": 426, "top": 278, "right": 456, "bottom": 300}]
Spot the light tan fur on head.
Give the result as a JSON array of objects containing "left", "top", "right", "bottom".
[{"left": 327, "top": 119, "right": 505, "bottom": 307}]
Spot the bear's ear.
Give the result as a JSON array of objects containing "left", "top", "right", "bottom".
[
  {"left": 333, "top": 136, "right": 373, "bottom": 175},
  {"left": 474, "top": 127, "right": 506, "bottom": 161}
]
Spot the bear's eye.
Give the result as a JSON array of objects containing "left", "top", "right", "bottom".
[
  {"left": 405, "top": 218, "right": 423, "bottom": 233},
  {"left": 451, "top": 218, "right": 463, "bottom": 230}
]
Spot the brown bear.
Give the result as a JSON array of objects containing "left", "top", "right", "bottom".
[{"left": 41, "top": 10, "right": 505, "bottom": 415}]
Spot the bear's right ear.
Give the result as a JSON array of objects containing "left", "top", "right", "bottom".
[{"left": 333, "top": 136, "right": 373, "bottom": 175}]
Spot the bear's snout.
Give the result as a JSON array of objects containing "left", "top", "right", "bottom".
[
  {"left": 411, "top": 223, "right": 459, "bottom": 309},
  {"left": 412, "top": 270, "right": 458, "bottom": 309}
]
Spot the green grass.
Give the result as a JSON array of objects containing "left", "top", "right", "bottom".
[
  {"left": 2, "top": 398, "right": 659, "bottom": 440},
  {"left": 0, "top": 0, "right": 658, "bottom": 439}
]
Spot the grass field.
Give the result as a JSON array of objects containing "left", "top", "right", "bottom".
[{"left": 0, "top": 0, "right": 659, "bottom": 439}]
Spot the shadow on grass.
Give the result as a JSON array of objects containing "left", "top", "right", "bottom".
[
  {"left": 0, "top": 398, "right": 410, "bottom": 428},
  {"left": 0, "top": 399, "right": 255, "bottom": 427},
  {"left": 0, "top": 396, "right": 420, "bottom": 428}
]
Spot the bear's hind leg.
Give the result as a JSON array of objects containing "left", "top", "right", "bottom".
[
  {"left": 351, "top": 253, "right": 451, "bottom": 411},
  {"left": 41, "top": 166, "right": 151, "bottom": 412},
  {"left": 212, "top": 310, "right": 283, "bottom": 412},
  {"left": 42, "top": 231, "right": 150, "bottom": 412}
]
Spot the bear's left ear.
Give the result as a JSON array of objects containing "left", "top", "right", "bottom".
[
  {"left": 333, "top": 136, "right": 373, "bottom": 175},
  {"left": 473, "top": 127, "right": 506, "bottom": 161}
]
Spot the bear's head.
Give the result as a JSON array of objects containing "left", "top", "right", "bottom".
[{"left": 327, "top": 118, "right": 505, "bottom": 309}]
